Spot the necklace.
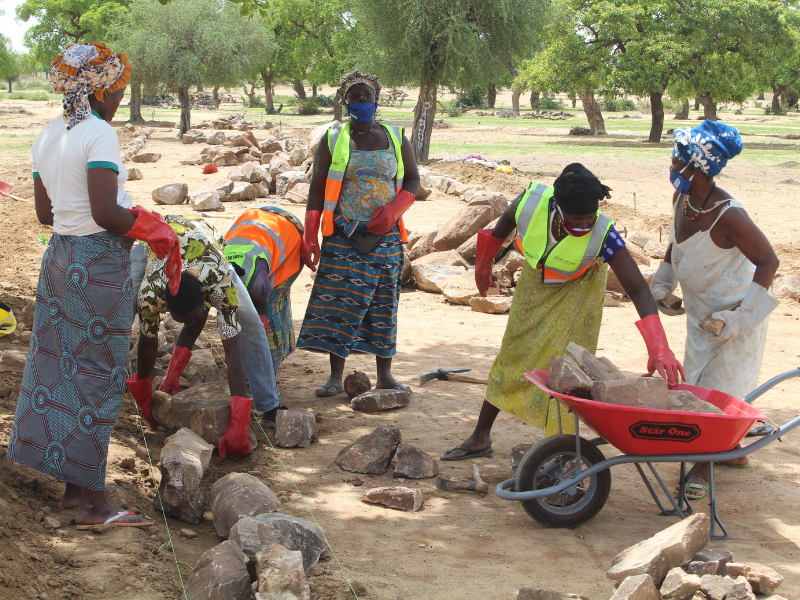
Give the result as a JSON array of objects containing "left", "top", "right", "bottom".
[
  {"left": 683, "top": 184, "right": 716, "bottom": 221},
  {"left": 353, "top": 122, "right": 376, "bottom": 135}
]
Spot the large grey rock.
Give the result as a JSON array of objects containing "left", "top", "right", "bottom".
[
  {"left": 211, "top": 473, "right": 281, "bottom": 538},
  {"left": 183, "top": 348, "right": 222, "bottom": 384},
  {"left": 592, "top": 377, "right": 672, "bottom": 410},
  {"left": 256, "top": 544, "right": 310, "bottom": 600},
  {"left": 185, "top": 540, "right": 253, "bottom": 600},
  {"left": 225, "top": 182, "right": 258, "bottom": 202},
  {"left": 307, "top": 121, "right": 337, "bottom": 155},
  {"left": 351, "top": 388, "right": 411, "bottom": 412},
  {"left": 644, "top": 241, "right": 668, "bottom": 260},
  {"left": 608, "top": 264, "right": 657, "bottom": 295},
  {"left": 229, "top": 513, "right": 328, "bottom": 573},
  {"left": 335, "top": 425, "right": 402, "bottom": 474},
  {"left": 207, "top": 131, "right": 227, "bottom": 145},
  {"left": 726, "top": 577, "right": 756, "bottom": 600},
  {"left": 547, "top": 355, "right": 594, "bottom": 397},
  {"left": 516, "top": 589, "right": 589, "bottom": 600},
  {"left": 190, "top": 191, "right": 224, "bottom": 212},
  {"left": 275, "top": 410, "right": 318, "bottom": 448},
  {"left": 683, "top": 561, "right": 718, "bottom": 576},
  {"left": 213, "top": 149, "right": 240, "bottom": 167},
  {"left": 0, "top": 350, "right": 26, "bottom": 373},
  {"left": 470, "top": 295, "right": 513, "bottom": 314},
  {"left": 442, "top": 274, "right": 488, "bottom": 305},
  {"left": 432, "top": 204, "right": 496, "bottom": 251},
  {"left": 726, "top": 563, "right": 784, "bottom": 595},
  {"left": 413, "top": 250, "right": 470, "bottom": 268},
  {"left": 610, "top": 575, "right": 661, "bottom": 600},
  {"left": 468, "top": 192, "right": 509, "bottom": 216},
  {"left": 275, "top": 171, "right": 309, "bottom": 197},
  {"left": 360, "top": 487, "right": 423, "bottom": 512},
  {"left": 268, "top": 158, "right": 292, "bottom": 181},
  {"left": 412, "top": 264, "right": 466, "bottom": 293},
  {"left": 151, "top": 381, "right": 258, "bottom": 450},
  {"left": 566, "top": 342, "right": 625, "bottom": 382},
  {"left": 152, "top": 183, "right": 188, "bottom": 205},
  {"left": 156, "top": 428, "right": 213, "bottom": 524},
  {"left": 456, "top": 218, "right": 516, "bottom": 263},
  {"left": 197, "top": 179, "right": 234, "bottom": 199},
  {"left": 660, "top": 567, "right": 701, "bottom": 600},
  {"left": 182, "top": 129, "right": 206, "bottom": 144},
  {"left": 132, "top": 152, "right": 161, "bottom": 163},
  {"left": 408, "top": 228, "right": 440, "bottom": 261},
  {"left": 393, "top": 444, "right": 438, "bottom": 479},
  {"left": 668, "top": 390, "right": 724, "bottom": 415},
  {"left": 607, "top": 514, "right": 710, "bottom": 586},
  {"left": 699, "top": 575, "right": 736, "bottom": 600},
  {"left": 127, "top": 167, "right": 143, "bottom": 181},
  {"left": 229, "top": 162, "right": 264, "bottom": 183},
  {"left": 628, "top": 232, "right": 652, "bottom": 249},
  {"left": 627, "top": 242, "right": 651, "bottom": 266},
  {"left": 498, "top": 248, "right": 526, "bottom": 276}
]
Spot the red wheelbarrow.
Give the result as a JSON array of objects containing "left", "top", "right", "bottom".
[{"left": 494, "top": 368, "right": 800, "bottom": 540}]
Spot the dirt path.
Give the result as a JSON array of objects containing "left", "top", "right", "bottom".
[{"left": 0, "top": 98, "right": 798, "bottom": 600}]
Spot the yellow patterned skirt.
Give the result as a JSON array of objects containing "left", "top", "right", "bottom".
[{"left": 486, "top": 260, "right": 608, "bottom": 436}]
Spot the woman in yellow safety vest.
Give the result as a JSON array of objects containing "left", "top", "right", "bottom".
[
  {"left": 442, "top": 163, "right": 685, "bottom": 461},
  {"left": 297, "top": 71, "right": 420, "bottom": 397}
]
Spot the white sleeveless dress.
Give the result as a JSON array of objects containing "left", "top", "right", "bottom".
[{"left": 670, "top": 199, "right": 771, "bottom": 399}]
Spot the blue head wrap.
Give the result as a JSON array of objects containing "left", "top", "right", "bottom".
[{"left": 672, "top": 120, "right": 742, "bottom": 176}]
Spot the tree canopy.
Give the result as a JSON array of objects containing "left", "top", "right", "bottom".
[{"left": 0, "top": 36, "right": 22, "bottom": 93}]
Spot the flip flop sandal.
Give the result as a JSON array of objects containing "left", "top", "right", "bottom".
[
  {"left": 315, "top": 383, "right": 343, "bottom": 397},
  {"left": 683, "top": 482, "right": 709, "bottom": 500},
  {"left": 58, "top": 486, "right": 119, "bottom": 511},
  {"left": 714, "top": 460, "right": 750, "bottom": 469},
  {"left": 746, "top": 421, "right": 777, "bottom": 437},
  {"left": 381, "top": 382, "right": 412, "bottom": 393},
  {"left": 76, "top": 511, "right": 154, "bottom": 529},
  {"left": 440, "top": 446, "right": 494, "bottom": 461}
]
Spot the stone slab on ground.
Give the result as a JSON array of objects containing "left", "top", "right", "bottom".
[
  {"left": 156, "top": 427, "right": 213, "bottom": 524},
  {"left": 592, "top": 377, "right": 671, "bottom": 410},
  {"left": 412, "top": 264, "right": 467, "bottom": 293},
  {"left": 131, "top": 152, "right": 161, "bottom": 163},
  {"left": 275, "top": 409, "right": 319, "bottom": 448},
  {"left": 0, "top": 349, "right": 26, "bottom": 373},
  {"left": 127, "top": 167, "right": 143, "bottom": 180},
  {"left": 726, "top": 563, "right": 784, "bottom": 595},
  {"left": 547, "top": 355, "right": 593, "bottom": 397},
  {"left": 351, "top": 388, "right": 412, "bottom": 412},
  {"left": 256, "top": 543, "right": 310, "bottom": 600},
  {"left": 211, "top": 472, "right": 281, "bottom": 538},
  {"left": 442, "top": 275, "right": 500, "bottom": 305},
  {"left": 510, "top": 444, "right": 533, "bottom": 476},
  {"left": 183, "top": 348, "right": 222, "bottom": 384},
  {"left": 660, "top": 567, "right": 701, "bottom": 600},
  {"left": 607, "top": 513, "right": 710, "bottom": 586},
  {"left": 190, "top": 191, "right": 224, "bottom": 212},
  {"left": 335, "top": 425, "right": 402, "bottom": 474},
  {"left": 516, "top": 589, "right": 589, "bottom": 600},
  {"left": 360, "top": 486, "right": 423, "bottom": 512},
  {"left": 413, "top": 250, "right": 470, "bottom": 268},
  {"left": 393, "top": 444, "right": 438, "bottom": 479},
  {"left": 229, "top": 513, "right": 328, "bottom": 573},
  {"left": 610, "top": 574, "right": 660, "bottom": 600},
  {"left": 185, "top": 540, "right": 252, "bottom": 600},
  {"left": 152, "top": 183, "right": 188, "bottom": 205},
  {"left": 469, "top": 295, "right": 513, "bottom": 314}
]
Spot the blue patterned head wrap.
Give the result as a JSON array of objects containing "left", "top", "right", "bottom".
[{"left": 672, "top": 120, "right": 742, "bottom": 176}]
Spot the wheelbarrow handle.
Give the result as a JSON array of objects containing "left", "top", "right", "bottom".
[{"left": 744, "top": 367, "right": 800, "bottom": 404}]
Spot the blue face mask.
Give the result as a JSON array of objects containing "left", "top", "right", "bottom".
[
  {"left": 670, "top": 165, "right": 693, "bottom": 195},
  {"left": 346, "top": 102, "right": 377, "bottom": 123}
]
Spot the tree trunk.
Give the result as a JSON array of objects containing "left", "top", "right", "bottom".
[
  {"left": 530, "top": 89, "right": 539, "bottom": 109},
  {"left": 7, "top": 80, "right": 12, "bottom": 93},
  {"left": 694, "top": 97, "right": 700, "bottom": 111},
  {"left": 212, "top": 86, "right": 220, "bottom": 109},
  {"left": 698, "top": 95, "right": 717, "bottom": 120},
  {"left": 580, "top": 91, "right": 606, "bottom": 135},
  {"left": 571, "top": 95, "right": 577, "bottom": 108},
  {"left": 757, "top": 93, "right": 765, "bottom": 100},
  {"left": 648, "top": 92, "right": 665, "bottom": 143},
  {"left": 487, "top": 84, "right": 496, "bottom": 109},
  {"left": 129, "top": 79, "right": 144, "bottom": 123},
  {"left": 178, "top": 86, "right": 191, "bottom": 135},
  {"left": 293, "top": 80, "right": 307, "bottom": 100},
  {"left": 244, "top": 81, "right": 256, "bottom": 108},
  {"left": 333, "top": 102, "right": 343, "bottom": 121},
  {"left": 511, "top": 90, "right": 521, "bottom": 113},
  {"left": 261, "top": 71, "right": 276, "bottom": 114},
  {"left": 312, "top": 84, "right": 317, "bottom": 98},
  {"left": 411, "top": 79, "right": 437, "bottom": 163},
  {"left": 770, "top": 84, "right": 786, "bottom": 114},
  {"left": 675, "top": 99, "right": 689, "bottom": 120}
]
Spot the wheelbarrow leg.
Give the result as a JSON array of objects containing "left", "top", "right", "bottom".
[
  {"left": 633, "top": 462, "right": 693, "bottom": 520},
  {"left": 707, "top": 461, "right": 729, "bottom": 541}
]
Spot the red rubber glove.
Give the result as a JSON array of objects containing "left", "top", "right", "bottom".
[
  {"left": 475, "top": 229, "right": 504, "bottom": 297},
  {"left": 125, "top": 206, "right": 182, "bottom": 296},
  {"left": 159, "top": 345, "right": 192, "bottom": 395},
  {"left": 126, "top": 374, "right": 158, "bottom": 429},
  {"left": 218, "top": 396, "right": 253, "bottom": 460},
  {"left": 367, "top": 189, "right": 415, "bottom": 235},
  {"left": 635, "top": 314, "right": 686, "bottom": 388},
  {"left": 301, "top": 210, "right": 321, "bottom": 272},
  {"left": 259, "top": 315, "right": 268, "bottom": 329}
]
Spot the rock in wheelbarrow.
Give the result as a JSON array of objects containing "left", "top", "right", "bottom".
[
  {"left": 547, "top": 355, "right": 593, "bottom": 397},
  {"left": 668, "top": 390, "right": 724, "bottom": 415},
  {"left": 351, "top": 388, "right": 411, "bottom": 412},
  {"left": 566, "top": 342, "right": 625, "bottom": 382},
  {"left": 592, "top": 377, "right": 671, "bottom": 410},
  {"left": 607, "top": 513, "right": 710, "bottom": 586}
]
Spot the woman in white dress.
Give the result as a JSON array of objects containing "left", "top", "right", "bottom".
[{"left": 651, "top": 120, "right": 780, "bottom": 499}]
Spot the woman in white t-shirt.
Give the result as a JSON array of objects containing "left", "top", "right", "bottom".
[{"left": 6, "top": 42, "right": 181, "bottom": 529}]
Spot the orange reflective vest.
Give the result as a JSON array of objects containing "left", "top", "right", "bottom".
[{"left": 223, "top": 206, "right": 303, "bottom": 288}]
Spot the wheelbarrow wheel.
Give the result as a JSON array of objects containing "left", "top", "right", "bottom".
[{"left": 515, "top": 434, "right": 611, "bottom": 528}]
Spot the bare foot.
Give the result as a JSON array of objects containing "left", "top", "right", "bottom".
[
  {"left": 441, "top": 433, "right": 493, "bottom": 460},
  {"left": 59, "top": 484, "right": 118, "bottom": 510},
  {"left": 75, "top": 500, "right": 150, "bottom": 526}
]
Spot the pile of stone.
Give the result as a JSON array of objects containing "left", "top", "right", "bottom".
[
  {"left": 192, "top": 113, "right": 268, "bottom": 131},
  {"left": 547, "top": 343, "right": 725, "bottom": 414},
  {"left": 121, "top": 125, "right": 154, "bottom": 162}
]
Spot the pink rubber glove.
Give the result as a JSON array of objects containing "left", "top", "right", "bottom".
[
  {"left": 126, "top": 374, "right": 158, "bottom": 429},
  {"left": 475, "top": 229, "right": 504, "bottom": 297},
  {"left": 159, "top": 345, "right": 192, "bottom": 395},
  {"left": 125, "top": 206, "right": 182, "bottom": 295},
  {"left": 636, "top": 314, "right": 686, "bottom": 387},
  {"left": 301, "top": 210, "right": 321, "bottom": 272},
  {"left": 259, "top": 315, "right": 268, "bottom": 329},
  {"left": 367, "top": 189, "right": 415, "bottom": 235},
  {"left": 218, "top": 396, "right": 253, "bottom": 460}
]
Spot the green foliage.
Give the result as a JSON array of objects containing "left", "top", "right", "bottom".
[
  {"left": 456, "top": 87, "right": 487, "bottom": 109},
  {"left": 0, "top": 37, "right": 21, "bottom": 89},
  {"left": 1, "top": 91, "right": 50, "bottom": 100},
  {"left": 443, "top": 99, "right": 463, "bottom": 117},
  {"left": 296, "top": 99, "right": 321, "bottom": 115},
  {"left": 531, "top": 96, "right": 565, "bottom": 111},
  {"left": 599, "top": 97, "right": 637, "bottom": 112}
]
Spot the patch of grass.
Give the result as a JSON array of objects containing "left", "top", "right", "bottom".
[{"left": 0, "top": 91, "right": 54, "bottom": 101}]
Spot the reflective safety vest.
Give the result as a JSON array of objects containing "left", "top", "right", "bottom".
[
  {"left": 323, "top": 122, "right": 408, "bottom": 242},
  {"left": 223, "top": 206, "right": 303, "bottom": 289},
  {"left": 515, "top": 183, "right": 614, "bottom": 283}
]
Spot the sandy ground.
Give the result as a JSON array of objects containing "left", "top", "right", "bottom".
[{"left": 1, "top": 93, "right": 799, "bottom": 600}]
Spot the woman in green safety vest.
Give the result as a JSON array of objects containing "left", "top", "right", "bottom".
[
  {"left": 442, "top": 163, "right": 685, "bottom": 461},
  {"left": 297, "top": 71, "right": 420, "bottom": 397}
]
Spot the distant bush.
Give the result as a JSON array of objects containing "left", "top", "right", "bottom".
[
  {"left": 1, "top": 91, "right": 50, "bottom": 101},
  {"left": 296, "top": 99, "right": 321, "bottom": 115},
  {"left": 600, "top": 96, "right": 637, "bottom": 112},
  {"left": 456, "top": 87, "right": 487, "bottom": 109},
  {"left": 443, "top": 99, "right": 463, "bottom": 117},
  {"left": 532, "top": 96, "right": 565, "bottom": 111},
  {"left": 765, "top": 105, "right": 786, "bottom": 116}
]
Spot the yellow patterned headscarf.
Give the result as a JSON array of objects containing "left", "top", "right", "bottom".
[
  {"left": 49, "top": 42, "right": 132, "bottom": 130},
  {"left": 335, "top": 70, "right": 382, "bottom": 106}
]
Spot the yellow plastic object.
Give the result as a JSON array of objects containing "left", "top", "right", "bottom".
[
  {"left": 0, "top": 302, "right": 16, "bottom": 337},
  {"left": 496, "top": 164, "right": 512, "bottom": 174}
]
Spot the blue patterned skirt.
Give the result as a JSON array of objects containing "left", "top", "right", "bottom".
[
  {"left": 6, "top": 232, "right": 134, "bottom": 490},
  {"left": 264, "top": 271, "right": 301, "bottom": 371}
]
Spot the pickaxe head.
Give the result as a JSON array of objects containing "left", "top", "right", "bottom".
[{"left": 419, "top": 368, "right": 471, "bottom": 386}]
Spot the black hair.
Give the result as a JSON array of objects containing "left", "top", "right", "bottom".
[
  {"left": 165, "top": 272, "right": 205, "bottom": 319},
  {"left": 553, "top": 163, "right": 612, "bottom": 215}
]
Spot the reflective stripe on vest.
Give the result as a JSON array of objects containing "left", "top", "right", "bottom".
[
  {"left": 515, "top": 182, "right": 614, "bottom": 283},
  {"left": 322, "top": 122, "right": 407, "bottom": 242},
  {"left": 224, "top": 207, "right": 302, "bottom": 288}
]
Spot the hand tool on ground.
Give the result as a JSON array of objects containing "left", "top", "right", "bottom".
[
  {"left": 436, "top": 464, "right": 489, "bottom": 494},
  {"left": 419, "top": 368, "right": 488, "bottom": 387},
  {"left": 0, "top": 181, "right": 30, "bottom": 202}
]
